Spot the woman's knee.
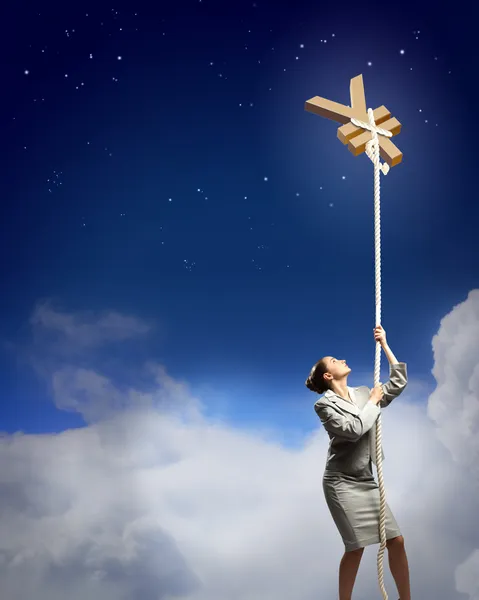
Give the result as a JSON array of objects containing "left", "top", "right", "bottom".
[
  {"left": 347, "top": 547, "right": 364, "bottom": 557},
  {"left": 386, "top": 535, "right": 404, "bottom": 549}
]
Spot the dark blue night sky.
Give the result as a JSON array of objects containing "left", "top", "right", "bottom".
[{"left": 1, "top": 0, "right": 477, "bottom": 437}]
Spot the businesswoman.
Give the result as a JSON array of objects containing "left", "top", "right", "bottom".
[{"left": 306, "top": 325, "right": 411, "bottom": 600}]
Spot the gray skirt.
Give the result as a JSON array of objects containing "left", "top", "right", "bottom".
[{"left": 323, "top": 461, "right": 401, "bottom": 552}]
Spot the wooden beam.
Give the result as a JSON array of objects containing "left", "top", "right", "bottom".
[
  {"left": 304, "top": 96, "right": 360, "bottom": 124},
  {"left": 378, "top": 136, "right": 403, "bottom": 166},
  {"left": 337, "top": 105, "right": 391, "bottom": 145},
  {"left": 347, "top": 117, "right": 402, "bottom": 157},
  {"left": 346, "top": 120, "right": 403, "bottom": 166},
  {"left": 305, "top": 73, "right": 403, "bottom": 169},
  {"left": 350, "top": 74, "right": 367, "bottom": 115}
]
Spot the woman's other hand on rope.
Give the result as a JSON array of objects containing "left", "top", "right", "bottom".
[
  {"left": 369, "top": 384, "right": 384, "bottom": 406},
  {"left": 374, "top": 325, "right": 387, "bottom": 347}
]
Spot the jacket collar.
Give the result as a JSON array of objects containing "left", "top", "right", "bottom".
[
  {"left": 324, "top": 386, "right": 357, "bottom": 402},
  {"left": 324, "top": 386, "right": 359, "bottom": 415}
]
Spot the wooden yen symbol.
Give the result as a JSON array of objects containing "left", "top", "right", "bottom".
[{"left": 304, "top": 74, "right": 403, "bottom": 168}]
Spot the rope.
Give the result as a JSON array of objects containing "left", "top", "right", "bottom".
[{"left": 350, "top": 110, "right": 392, "bottom": 600}]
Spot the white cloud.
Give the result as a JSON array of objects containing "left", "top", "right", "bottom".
[
  {"left": 456, "top": 549, "right": 479, "bottom": 600},
  {"left": 428, "top": 289, "right": 479, "bottom": 472},
  {"left": 0, "top": 293, "right": 478, "bottom": 599},
  {"left": 49, "top": 363, "right": 203, "bottom": 423},
  {"left": 427, "top": 289, "right": 479, "bottom": 598},
  {"left": 30, "top": 300, "right": 152, "bottom": 351}
]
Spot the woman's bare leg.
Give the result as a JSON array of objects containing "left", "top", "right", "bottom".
[
  {"left": 386, "top": 535, "right": 411, "bottom": 600},
  {"left": 339, "top": 547, "right": 364, "bottom": 600}
]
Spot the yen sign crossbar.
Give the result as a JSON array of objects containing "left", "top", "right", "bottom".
[{"left": 304, "top": 74, "right": 403, "bottom": 169}]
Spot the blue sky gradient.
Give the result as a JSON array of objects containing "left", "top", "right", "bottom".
[{"left": 1, "top": 2, "right": 477, "bottom": 439}]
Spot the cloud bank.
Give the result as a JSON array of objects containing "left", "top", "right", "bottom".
[{"left": 1, "top": 292, "right": 479, "bottom": 600}]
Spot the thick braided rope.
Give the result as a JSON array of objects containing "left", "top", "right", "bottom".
[{"left": 351, "top": 110, "right": 392, "bottom": 600}]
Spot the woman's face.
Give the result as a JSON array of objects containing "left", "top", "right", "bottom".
[{"left": 323, "top": 356, "right": 351, "bottom": 381}]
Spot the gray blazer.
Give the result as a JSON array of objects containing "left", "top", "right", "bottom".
[{"left": 314, "top": 362, "right": 407, "bottom": 474}]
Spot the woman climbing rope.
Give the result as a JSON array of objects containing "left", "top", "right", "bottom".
[{"left": 306, "top": 325, "right": 411, "bottom": 600}]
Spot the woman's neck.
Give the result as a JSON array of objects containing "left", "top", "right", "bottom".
[{"left": 330, "top": 381, "right": 350, "bottom": 400}]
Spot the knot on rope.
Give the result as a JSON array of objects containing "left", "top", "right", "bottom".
[{"left": 350, "top": 109, "right": 392, "bottom": 176}]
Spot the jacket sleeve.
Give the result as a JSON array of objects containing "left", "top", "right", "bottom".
[
  {"left": 379, "top": 362, "right": 408, "bottom": 407},
  {"left": 314, "top": 400, "right": 380, "bottom": 442}
]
